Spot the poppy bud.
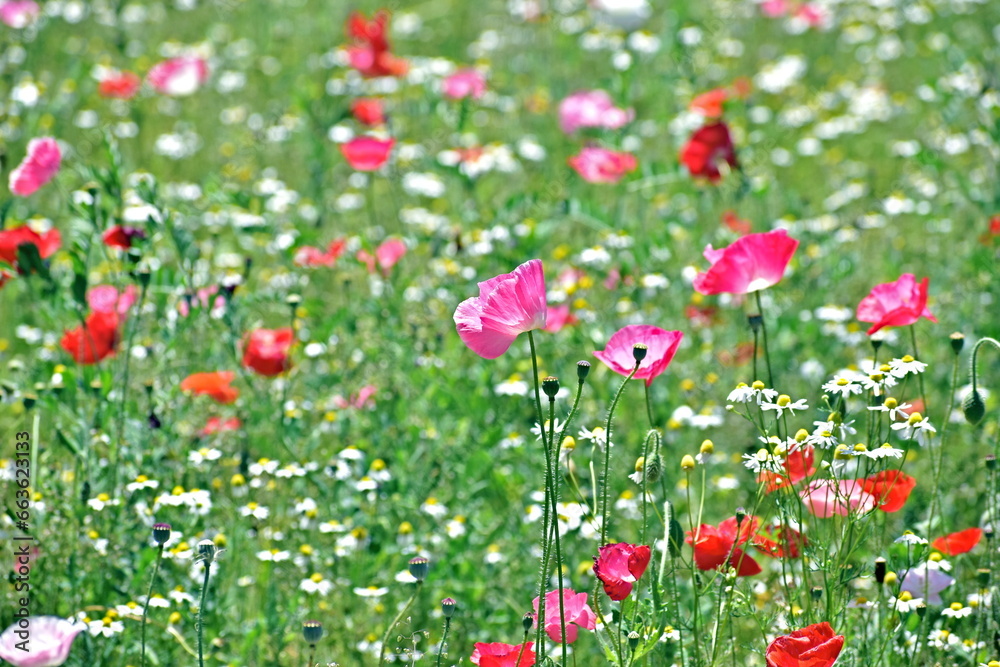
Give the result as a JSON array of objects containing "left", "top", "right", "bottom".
[
  {"left": 408, "top": 556, "right": 429, "bottom": 582},
  {"left": 735, "top": 507, "right": 746, "bottom": 526},
  {"left": 644, "top": 453, "right": 662, "bottom": 483},
  {"left": 628, "top": 631, "right": 640, "bottom": 651},
  {"left": 136, "top": 268, "right": 152, "bottom": 289},
  {"left": 950, "top": 332, "right": 965, "bottom": 354},
  {"left": 987, "top": 455, "right": 997, "bottom": 471},
  {"left": 197, "top": 539, "right": 218, "bottom": 563},
  {"left": 964, "top": 390, "right": 986, "bottom": 425},
  {"left": 978, "top": 569, "right": 991, "bottom": 588},
  {"left": 577, "top": 360, "right": 591, "bottom": 382},
  {"left": 875, "top": 558, "right": 887, "bottom": 584},
  {"left": 441, "top": 598, "right": 456, "bottom": 618},
  {"left": 915, "top": 603, "right": 927, "bottom": 618},
  {"left": 667, "top": 518, "right": 684, "bottom": 558},
  {"left": 810, "top": 586, "right": 823, "bottom": 601},
  {"left": 522, "top": 612, "right": 535, "bottom": 633},
  {"left": 986, "top": 525, "right": 995, "bottom": 541},
  {"left": 286, "top": 294, "right": 302, "bottom": 307},
  {"left": 22, "top": 393, "right": 36, "bottom": 410},
  {"left": 542, "top": 376, "right": 560, "bottom": 399},
  {"left": 632, "top": 344, "right": 648, "bottom": 364},
  {"left": 302, "top": 620, "right": 323, "bottom": 644},
  {"left": 870, "top": 337, "right": 883, "bottom": 352},
  {"left": 747, "top": 313, "right": 763, "bottom": 332},
  {"left": 152, "top": 523, "right": 172, "bottom": 545}
]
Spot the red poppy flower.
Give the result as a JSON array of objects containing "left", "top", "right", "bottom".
[
  {"left": 855, "top": 273, "right": 937, "bottom": 335},
  {"left": 470, "top": 642, "right": 534, "bottom": 667},
  {"left": 295, "top": 238, "right": 347, "bottom": 267},
  {"left": 693, "top": 229, "right": 799, "bottom": 295},
  {"left": 722, "top": 210, "right": 751, "bottom": 235},
  {"left": 0, "top": 225, "right": 61, "bottom": 268},
  {"left": 686, "top": 516, "right": 763, "bottom": 576},
  {"left": 243, "top": 328, "right": 294, "bottom": 377},
  {"left": 690, "top": 87, "right": 729, "bottom": 118},
  {"left": 752, "top": 524, "right": 806, "bottom": 558},
  {"left": 199, "top": 416, "right": 242, "bottom": 436},
  {"left": 593, "top": 542, "right": 651, "bottom": 601},
  {"left": 765, "top": 622, "right": 844, "bottom": 667},
  {"left": 680, "top": 121, "right": 738, "bottom": 182},
  {"left": 180, "top": 371, "right": 240, "bottom": 404},
  {"left": 932, "top": 528, "right": 983, "bottom": 556},
  {"left": 345, "top": 10, "right": 409, "bottom": 78},
  {"left": 759, "top": 444, "right": 816, "bottom": 493},
  {"left": 351, "top": 98, "right": 385, "bottom": 126},
  {"left": 102, "top": 225, "right": 146, "bottom": 250},
  {"left": 860, "top": 470, "right": 916, "bottom": 513},
  {"left": 60, "top": 310, "right": 120, "bottom": 364},
  {"left": 98, "top": 71, "right": 141, "bottom": 99},
  {"left": 340, "top": 137, "right": 394, "bottom": 171}
]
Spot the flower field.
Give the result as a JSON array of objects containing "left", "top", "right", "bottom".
[{"left": 0, "top": 0, "right": 999, "bottom": 665}]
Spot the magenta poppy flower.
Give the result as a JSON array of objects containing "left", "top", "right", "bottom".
[
  {"left": 87, "top": 285, "right": 137, "bottom": 316},
  {"left": 593, "top": 324, "right": 683, "bottom": 386},
  {"left": 568, "top": 147, "right": 637, "bottom": 184},
  {"left": 0, "top": 616, "right": 84, "bottom": 667},
  {"left": 470, "top": 641, "right": 535, "bottom": 666},
  {"left": 558, "top": 90, "right": 633, "bottom": 134},
  {"left": 532, "top": 589, "right": 597, "bottom": 644},
  {"left": 442, "top": 68, "right": 487, "bottom": 100},
  {"left": 0, "top": 1, "right": 38, "bottom": 28},
  {"left": 10, "top": 138, "right": 61, "bottom": 197},
  {"left": 453, "top": 259, "right": 547, "bottom": 359},
  {"left": 855, "top": 273, "right": 937, "bottom": 335},
  {"left": 593, "top": 543, "right": 651, "bottom": 601},
  {"left": 340, "top": 137, "right": 394, "bottom": 171},
  {"left": 357, "top": 238, "right": 406, "bottom": 274},
  {"left": 147, "top": 56, "right": 209, "bottom": 96},
  {"left": 692, "top": 229, "right": 799, "bottom": 295},
  {"left": 800, "top": 479, "right": 876, "bottom": 518},
  {"left": 680, "top": 121, "right": 738, "bottom": 182}
]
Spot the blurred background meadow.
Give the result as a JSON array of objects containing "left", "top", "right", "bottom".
[{"left": 1, "top": 0, "right": 999, "bottom": 664}]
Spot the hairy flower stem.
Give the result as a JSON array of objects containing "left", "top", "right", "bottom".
[
  {"left": 197, "top": 562, "right": 212, "bottom": 667},
  {"left": 754, "top": 290, "right": 775, "bottom": 388},
  {"left": 599, "top": 362, "right": 641, "bottom": 546},
  {"left": 140, "top": 543, "right": 163, "bottom": 667},
  {"left": 378, "top": 581, "right": 422, "bottom": 667},
  {"left": 435, "top": 618, "right": 450, "bottom": 667},
  {"left": 547, "top": 397, "right": 569, "bottom": 666},
  {"left": 527, "top": 331, "right": 553, "bottom": 660}
]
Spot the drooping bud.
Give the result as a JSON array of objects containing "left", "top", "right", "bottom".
[
  {"left": 542, "top": 376, "right": 560, "bottom": 399},
  {"left": 964, "top": 390, "right": 986, "bottom": 425},
  {"left": 577, "top": 361, "right": 591, "bottom": 382},
  {"left": 977, "top": 568, "right": 990, "bottom": 589},
  {"left": 408, "top": 556, "right": 429, "bottom": 582},
  {"left": 302, "top": 620, "right": 323, "bottom": 644}
]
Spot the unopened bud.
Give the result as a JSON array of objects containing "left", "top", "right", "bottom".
[
  {"left": 977, "top": 569, "right": 990, "bottom": 588},
  {"left": 810, "top": 586, "right": 823, "bottom": 601},
  {"left": 632, "top": 344, "right": 648, "bottom": 364},
  {"left": 748, "top": 313, "right": 762, "bottom": 332},
  {"left": 875, "top": 558, "right": 887, "bottom": 584},
  {"left": 950, "top": 332, "right": 965, "bottom": 354},
  {"left": 964, "top": 390, "right": 986, "bottom": 425},
  {"left": 302, "top": 620, "right": 323, "bottom": 644},
  {"left": 542, "top": 376, "right": 560, "bottom": 399},
  {"left": 735, "top": 507, "right": 746, "bottom": 526},
  {"left": 522, "top": 612, "right": 535, "bottom": 633},
  {"left": 628, "top": 631, "right": 640, "bottom": 651},
  {"left": 987, "top": 455, "right": 997, "bottom": 471},
  {"left": 577, "top": 361, "right": 591, "bottom": 382},
  {"left": 441, "top": 598, "right": 456, "bottom": 618},
  {"left": 408, "top": 557, "right": 429, "bottom": 582}
]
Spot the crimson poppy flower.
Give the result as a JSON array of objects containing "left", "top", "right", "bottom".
[
  {"left": 470, "top": 642, "right": 535, "bottom": 666},
  {"left": 357, "top": 238, "right": 406, "bottom": 274},
  {"left": 531, "top": 589, "right": 596, "bottom": 643},
  {"left": 860, "top": 470, "right": 916, "bottom": 513},
  {"left": 0, "top": 224, "right": 61, "bottom": 268},
  {"left": 765, "top": 622, "right": 844, "bottom": 667},
  {"left": 102, "top": 225, "right": 146, "bottom": 250},
  {"left": 593, "top": 542, "right": 651, "bottom": 601},
  {"left": 680, "top": 121, "right": 738, "bottom": 182},
  {"left": 9, "top": 137, "right": 61, "bottom": 196},
  {"left": 340, "top": 137, "right": 394, "bottom": 171},
  {"left": 147, "top": 56, "right": 209, "bottom": 96},
  {"left": 60, "top": 310, "right": 120, "bottom": 364},
  {"left": 693, "top": 229, "right": 799, "bottom": 295},
  {"left": 855, "top": 273, "right": 937, "bottom": 335},
  {"left": 242, "top": 328, "right": 294, "bottom": 377},
  {"left": 759, "top": 444, "right": 815, "bottom": 493},
  {"left": 98, "top": 71, "right": 141, "bottom": 99},
  {"left": 593, "top": 324, "right": 684, "bottom": 387},
  {"left": 180, "top": 371, "right": 240, "bottom": 404},
  {"left": 931, "top": 527, "right": 983, "bottom": 556},
  {"left": 351, "top": 98, "right": 385, "bottom": 126},
  {"left": 686, "top": 515, "right": 764, "bottom": 576},
  {"left": 454, "top": 259, "right": 547, "bottom": 359},
  {"left": 345, "top": 10, "right": 408, "bottom": 78},
  {"left": 199, "top": 416, "right": 242, "bottom": 436},
  {"left": 567, "top": 147, "right": 637, "bottom": 184}
]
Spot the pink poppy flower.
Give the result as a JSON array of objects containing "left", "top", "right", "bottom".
[
  {"left": 593, "top": 324, "right": 684, "bottom": 387},
  {"left": 0, "top": 225, "right": 60, "bottom": 268},
  {"left": 199, "top": 416, "right": 241, "bottom": 436},
  {"left": 9, "top": 138, "right": 61, "bottom": 197},
  {"left": 542, "top": 304, "right": 578, "bottom": 333},
  {"left": 178, "top": 286, "right": 227, "bottom": 318},
  {"left": 357, "top": 238, "right": 406, "bottom": 274},
  {"left": 0, "top": 1, "right": 38, "bottom": 28},
  {"left": 351, "top": 98, "right": 385, "bottom": 126},
  {"left": 470, "top": 641, "right": 535, "bottom": 666},
  {"left": 568, "top": 147, "right": 637, "bottom": 184},
  {"left": 333, "top": 385, "right": 377, "bottom": 410},
  {"left": 0, "top": 616, "right": 84, "bottom": 667},
  {"left": 692, "top": 229, "right": 799, "bottom": 295},
  {"left": 800, "top": 479, "right": 876, "bottom": 518},
  {"left": 680, "top": 121, "right": 738, "bottom": 183},
  {"left": 442, "top": 68, "right": 486, "bottom": 100},
  {"left": 593, "top": 543, "right": 651, "bottom": 601},
  {"left": 87, "top": 285, "right": 137, "bottom": 316},
  {"left": 531, "top": 589, "right": 597, "bottom": 644},
  {"left": 340, "top": 137, "right": 394, "bottom": 171},
  {"left": 345, "top": 10, "right": 409, "bottom": 78},
  {"left": 453, "top": 259, "right": 547, "bottom": 359},
  {"left": 795, "top": 4, "right": 827, "bottom": 28},
  {"left": 146, "top": 56, "right": 209, "bottom": 96},
  {"left": 855, "top": 273, "right": 937, "bottom": 335},
  {"left": 558, "top": 90, "right": 633, "bottom": 134}
]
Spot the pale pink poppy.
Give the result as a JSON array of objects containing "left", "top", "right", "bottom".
[
  {"left": 0, "top": 616, "right": 84, "bottom": 667},
  {"left": 532, "top": 588, "right": 597, "bottom": 644},
  {"left": 357, "top": 238, "right": 406, "bottom": 274},
  {"left": 442, "top": 68, "right": 486, "bottom": 100},
  {"left": 87, "top": 285, "right": 137, "bottom": 316},
  {"left": 0, "top": 1, "right": 39, "bottom": 28},
  {"left": 558, "top": 90, "right": 633, "bottom": 134},
  {"left": 800, "top": 479, "right": 876, "bottom": 518},
  {"left": 795, "top": 3, "right": 827, "bottom": 27},
  {"left": 692, "top": 229, "right": 798, "bottom": 295},
  {"left": 855, "top": 273, "right": 937, "bottom": 335},
  {"left": 454, "top": 259, "right": 547, "bottom": 359},
  {"left": 9, "top": 138, "right": 61, "bottom": 197},
  {"left": 900, "top": 563, "right": 954, "bottom": 605},
  {"left": 568, "top": 147, "right": 637, "bottom": 184},
  {"left": 542, "top": 304, "right": 578, "bottom": 333},
  {"left": 146, "top": 56, "right": 209, "bottom": 96},
  {"left": 594, "top": 324, "right": 683, "bottom": 387},
  {"left": 333, "top": 385, "right": 377, "bottom": 410}
]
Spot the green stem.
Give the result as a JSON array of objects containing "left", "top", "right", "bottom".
[
  {"left": 378, "top": 582, "right": 422, "bottom": 667},
  {"left": 197, "top": 561, "right": 212, "bottom": 667},
  {"left": 754, "top": 291, "right": 775, "bottom": 388},
  {"left": 599, "top": 363, "right": 640, "bottom": 546},
  {"left": 527, "top": 331, "right": 552, "bottom": 661},
  {"left": 547, "top": 397, "right": 568, "bottom": 667},
  {"left": 140, "top": 544, "right": 163, "bottom": 667},
  {"left": 435, "top": 618, "right": 450, "bottom": 667}
]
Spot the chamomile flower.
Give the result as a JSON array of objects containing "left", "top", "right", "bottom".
[
  {"left": 822, "top": 375, "right": 864, "bottom": 397},
  {"left": 727, "top": 380, "right": 778, "bottom": 405},
  {"left": 300, "top": 573, "right": 333, "bottom": 596},
  {"left": 353, "top": 586, "right": 389, "bottom": 598},
  {"left": 894, "top": 531, "right": 928, "bottom": 545},
  {"left": 761, "top": 394, "right": 809, "bottom": 418},
  {"left": 531, "top": 418, "right": 564, "bottom": 440},
  {"left": 942, "top": 602, "right": 973, "bottom": 618},
  {"left": 742, "top": 447, "right": 784, "bottom": 474},
  {"left": 861, "top": 443, "right": 905, "bottom": 460},
  {"left": 578, "top": 425, "right": 612, "bottom": 448},
  {"left": 891, "top": 412, "right": 937, "bottom": 442},
  {"left": 239, "top": 502, "right": 270, "bottom": 520},
  {"left": 889, "top": 355, "right": 928, "bottom": 378},
  {"left": 868, "top": 397, "right": 911, "bottom": 421},
  {"left": 890, "top": 591, "right": 924, "bottom": 613}
]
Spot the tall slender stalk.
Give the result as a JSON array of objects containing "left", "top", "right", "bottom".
[
  {"left": 139, "top": 543, "right": 163, "bottom": 667},
  {"left": 527, "top": 331, "right": 552, "bottom": 661},
  {"left": 754, "top": 291, "right": 775, "bottom": 388},
  {"left": 378, "top": 582, "right": 423, "bottom": 666}
]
